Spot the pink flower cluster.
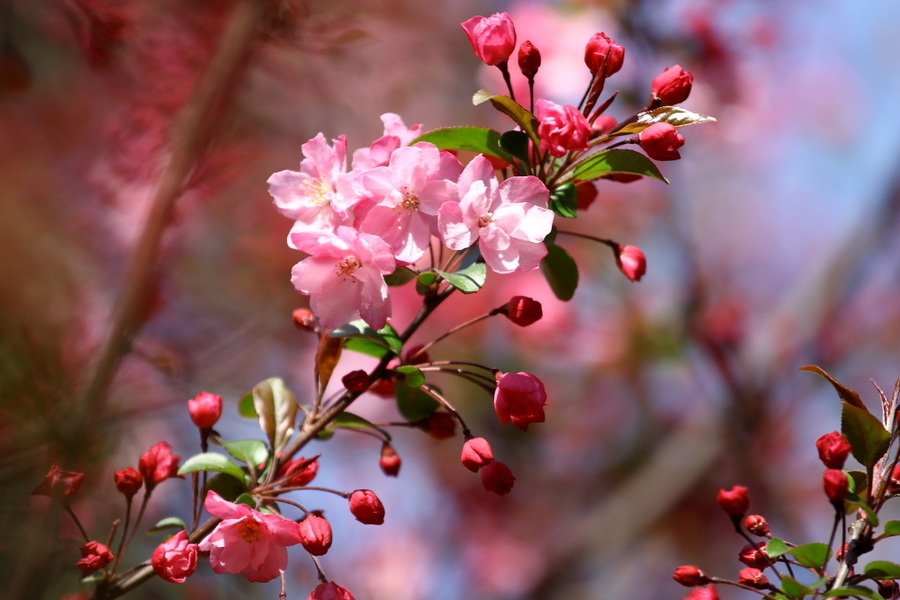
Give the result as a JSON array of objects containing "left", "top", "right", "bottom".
[{"left": 269, "top": 115, "right": 554, "bottom": 329}]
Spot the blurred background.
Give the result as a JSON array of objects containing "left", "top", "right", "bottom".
[{"left": 4, "top": 0, "right": 900, "bottom": 599}]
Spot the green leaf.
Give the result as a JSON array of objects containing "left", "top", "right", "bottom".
[
  {"left": 252, "top": 378, "right": 298, "bottom": 456},
  {"left": 146, "top": 517, "right": 186, "bottom": 534},
  {"left": 330, "top": 320, "right": 402, "bottom": 356},
  {"left": 847, "top": 471, "right": 868, "bottom": 496},
  {"left": 178, "top": 452, "right": 247, "bottom": 483},
  {"left": 883, "top": 520, "right": 900, "bottom": 537},
  {"left": 824, "top": 585, "right": 882, "bottom": 600},
  {"left": 845, "top": 494, "right": 879, "bottom": 526},
  {"left": 800, "top": 365, "right": 867, "bottom": 410},
  {"left": 790, "top": 543, "right": 829, "bottom": 569},
  {"left": 395, "top": 365, "right": 425, "bottom": 388},
  {"left": 411, "top": 127, "right": 513, "bottom": 162},
  {"left": 238, "top": 390, "right": 257, "bottom": 418},
  {"left": 220, "top": 439, "right": 269, "bottom": 468},
  {"left": 416, "top": 270, "right": 438, "bottom": 295},
  {"left": 541, "top": 243, "right": 579, "bottom": 301},
  {"left": 343, "top": 337, "right": 389, "bottom": 359},
  {"left": 436, "top": 262, "right": 487, "bottom": 294},
  {"left": 549, "top": 183, "right": 578, "bottom": 218},
  {"left": 331, "top": 412, "right": 392, "bottom": 441},
  {"left": 781, "top": 576, "right": 812, "bottom": 599},
  {"left": 572, "top": 149, "right": 668, "bottom": 184},
  {"left": 203, "top": 472, "right": 248, "bottom": 501},
  {"left": 864, "top": 561, "right": 900, "bottom": 579},
  {"left": 842, "top": 402, "right": 890, "bottom": 468},
  {"left": 614, "top": 106, "right": 717, "bottom": 135},
  {"left": 473, "top": 90, "right": 540, "bottom": 146},
  {"left": 765, "top": 537, "right": 791, "bottom": 559},
  {"left": 233, "top": 493, "right": 255, "bottom": 508},
  {"left": 395, "top": 381, "right": 439, "bottom": 421},
  {"left": 384, "top": 266, "right": 418, "bottom": 287},
  {"left": 499, "top": 130, "right": 530, "bottom": 164}
]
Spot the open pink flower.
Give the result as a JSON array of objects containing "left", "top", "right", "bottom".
[
  {"left": 438, "top": 155, "right": 553, "bottom": 274},
  {"left": 351, "top": 113, "right": 423, "bottom": 170},
  {"left": 268, "top": 133, "right": 359, "bottom": 238},
  {"left": 360, "top": 143, "right": 462, "bottom": 263},
  {"left": 198, "top": 491, "right": 304, "bottom": 583},
  {"left": 535, "top": 99, "right": 592, "bottom": 157},
  {"left": 290, "top": 226, "right": 396, "bottom": 329}
]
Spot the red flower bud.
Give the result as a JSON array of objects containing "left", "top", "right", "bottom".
[
  {"left": 816, "top": 431, "right": 852, "bottom": 469},
  {"left": 480, "top": 460, "right": 515, "bottom": 496},
  {"left": 614, "top": 244, "right": 646, "bottom": 282},
  {"left": 460, "top": 13, "right": 516, "bottom": 67},
  {"left": 307, "top": 582, "right": 356, "bottom": 600},
  {"left": 114, "top": 467, "right": 143, "bottom": 498},
  {"left": 298, "top": 515, "right": 332, "bottom": 556},
  {"left": 379, "top": 444, "right": 401, "bottom": 477},
  {"left": 348, "top": 490, "right": 385, "bottom": 525},
  {"left": 889, "top": 464, "right": 900, "bottom": 495},
  {"left": 31, "top": 462, "right": 84, "bottom": 503},
  {"left": 824, "top": 468, "right": 849, "bottom": 502},
  {"left": 517, "top": 40, "right": 541, "bottom": 76},
  {"left": 494, "top": 372, "right": 547, "bottom": 431},
  {"left": 421, "top": 411, "right": 457, "bottom": 440},
  {"left": 738, "top": 543, "right": 773, "bottom": 569},
  {"left": 651, "top": 65, "right": 693, "bottom": 105},
  {"left": 341, "top": 370, "right": 370, "bottom": 392},
  {"left": 503, "top": 296, "right": 543, "bottom": 327},
  {"left": 277, "top": 457, "right": 319, "bottom": 487},
  {"left": 682, "top": 585, "right": 720, "bottom": 600},
  {"left": 76, "top": 541, "right": 114, "bottom": 577},
  {"left": 460, "top": 437, "right": 494, "bottom": 472},
  {"left": 743, "top": 514, "right": 770, "bottom": 537},
  {"left": 292, "top": 308, "right": 316, "bottom": 331},
  {"left": 139, "top": 442, "right": 182, "bottom": 492},
  {"left": 187, "top": 391, "right": 222, "bottom": 430},
  {"left": 593, "top": 115, "right": 617, "bottom": 136},
  {"left": 584, "top": 32, "right": 624, "bottom": 77},
  {"left": 738, "top": 568, "right": 770, "bottom": 589},
  {"left": 717, "top": 485, "right": 750, "bottom": 517},
  {"left": 673, "top": 565, "right": 708, "bottom": 587},
  {"left": 638, "top": 122, "right": 685, "bottom": 161},
  {"left": 151, "top": 530, "right": 198, "bottom": 583},
  {"left": 877, "top": 579, "right": 898, "bottom": 600}
]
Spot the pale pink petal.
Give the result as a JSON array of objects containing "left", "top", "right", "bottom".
[
  {"left": 388, "top": 146, "right": 429, "bottom": 192},
  {"left": 261, "top": 514, "right": 304, "bottom": 546},
  {"left": 513, "top": 239, "right": 548, "bottom": 271},
  {"left": 241, "top": 542, "right": 286, "bottom": 582},
  {"left": 381, "top": 113, "right": 422, "bottom": 145},
  {"left": 357, "top": 232, "right": 397, "bottom": 275},
  {"left": 291, "top": 257, "right": 340, "bottom": 296},
  {"left": 481, "top": 224, "right": 512, "bottom": 252},
  {"left": 204, "top": 491, "right": 252, "bottom": 520},
  {"left": 457, "top": 154, "right": 496, "bottom": 193},
  {"left": 481, "top": 238, "right": 520, "bottom": 274},
  {"left": 418, "top": 179, "right": 459, "bottom": 215},
  {"left": 267, "top": 170, "right": 311, "bottom": 218},
  {"left": 513, "top": 204, "right": 555, "bottom": 242},
  {"left": 289, "top": 230, "right": 350, "bottom": 257},
  {"left": 438, "top": 202, "right": 477, "bottom": 250},
  {"left": 203, "top": 522, "right": 254, "bottom": 574},
  {"left": 310, "top": 274, "right": 363, "bottom": 329},
  {"left": 496, "top": 175, "right": 549, "bottom": 208}
]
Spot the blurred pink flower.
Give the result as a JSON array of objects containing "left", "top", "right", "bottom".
[
  {"left": 359, "top": 143, "right": 462, "bottom": 263},
  {"left": 535, "top": 99, "right": 591, "bottom": 157},
  {"left": 199, "top": 491, "right": 304, "bottom": 583},
  {"left": 290, "top": 226, "right": 396, "bottom": 329},
  {"left": 494, "top": 371, "right": 547, "bottom": 431},
  {"left": 438, "top": 155, "right": 553, "bottom": 274}
]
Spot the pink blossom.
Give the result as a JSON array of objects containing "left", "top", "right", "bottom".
[
  {"left": 198, "top": 491, "right": 304, "bottom": 583},
  {"left": 351, "top": 113, "right": 423, "bottom": 170},
  {"left": 438, "top": 155, "right": 553, "bottom": 274},
  {"left": 494, "top": 371, "right": 547, "bottom": 431},
  {"left": 360, "top": 143, "right": 463, "bottom": 263},
  {"left": 290, "top": 226, "right": 396, "bottom": 329},
  {"left": 151, "top": 530, "right": 198, "bottom": 583},
  {"left": 267, "top": 133, "right": 359, "bottom": 239},
  {"left": 535, "top": 99, "right": 592, "bottom": 157},
  {"left": 460, "top": 13, "right": 516, "bottom": 67}
]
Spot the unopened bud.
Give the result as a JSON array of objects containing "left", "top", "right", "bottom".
[
  {"left": 651, "top": 65, "right": 693, "bottom": 105},
  {"left": 342, "top": 370, "right": 370, "bottom": 392},
  {"left": 292, "top": 308, "right": 316, "bottom": 331},
  {"left": 673, "top": 566, "right": 708, "bottom": 587},
  {"left": 114, "top": 467, "right": 143, "bottom": 498},
  {"left": 460, "top": 437, "right": 494, "bottom": 472},
  {"left": 738, "top": 568, "right": 770, "bottom": 589},
  {"left": 743, "top": 514, "right": 770, "bottom": 537},
  {"left": 816, "top": 431, "right": 851, "bottom": 469},
  {"left": 717, "top": 485, "right": 750, "bottom": 517},
  {"left": 503, "top": 296, "right": 543, "bottom": 327},
  {"left": 823, "top": 468, "right": 848, "bottom": 502},
  {"left": 517, "top": 40, "right": 541, "bottom": 76},
  {"left": 615, "top": 244, "right": 647, "bottom": 282},
  {"left": 379, "top": 444, "right": 401, "bottom": 477}
]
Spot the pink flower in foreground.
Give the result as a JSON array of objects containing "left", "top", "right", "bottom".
[
  {"left": 360, "top": 143, "right": 462, "bottom": 263},
  {"left": 267, "top": 133, "right": 358, "bottom": 238},
  {"left": 199, "top": 491, "right": 304, "bottom": 583},
  {"left": 151, "top": 530, "right": 198, "bottom": 583},
  {"left": 438, "top": 155, "right": 553, "bottom": 274},
  {"left": 535, "top": 99, "right": 592, "bottom": 157},
  {"left": 352, "top": 113, "right": 423, "bottom": 170},
  {"left": 494, "top": 371, "right": 547, "bottom": 431},
  {"left": 460, "top": 13, "right": 516, "bottom": 67},
  {"left": 308, "top": 581, "right": 356, "bottom": 600},
  {"left": 290, "top": 226, "right": 396, "bottom": 329}
]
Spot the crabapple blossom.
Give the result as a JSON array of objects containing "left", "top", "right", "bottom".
[
  {"left": 480, "top": 460, "right": 515, "bottom": 495},
  {"left": 379, "top": 443, "right": 401, "bottom": 476},
  {"left": 420, "top": 410, "right": 457, "bottom": 440},
  {"left": 535, "top": 99, "right": 592, "bottom": 157},
  {"left": 717, "top": 485, "right": 750, "bottom": 517},
  {"left": 823, "top": 469, "right": 848, "bottom": 501},
  {"left": 114, "top": 467, "right": 142, "bottom": 497},
  {"left": 198, "top": 491, "right": 304, "bottom": 583},
  {"left": 493, "top": 371, "right": 547, "bottom": 431},
  {"left": 351, "top": 113, "right": 423, "bottom": 170},
  {"left": 298, "top": 514, "right": 333, "bottom": 556},
  {"left": 738, "top": 568, "right": 770, "bottom": 588},
  {"left": 517, "top": 40, "right": 541, "bottom": 76},
  {"left": 348, "top": 490, "right": 385, "bottom": 525},
  {"left": 139, "top": 442, "right": 181, "bottom": 492},
  {"left": 638, "top": 123, "right": 685, "bottom": 161},
  {"left": 437, "top": 155, "right": 553, "bottom": 274},
  {"left": 268, "top": 133, "right": 359, "bottom": 239},
  {"left": 503, "top": 296, "right": 542, "bottom": 327},
  {"left": 290, "top": 226, "right": 396, "bottom": 329},
  {"left": 816, "top": 431, "right": 851, "bottom": 468},
  {"left": 76, "top": 541, "right": 113, "bottom": 577},
  {"left": 744, "top": 514, "right": 770, "bottom": 537},
  {"left": 31, "top": 462, "right": 84, "bottom": 502},
  {"left": 187, "top": 391, "right": 222, "bottom": 430},
  {"left": 682, "top": 585, "right": 720, "bottom": 600},
  {"left": 460, "top": 437, "right": 494, "bottom": 472},
  {"left": 673, "top": 566, "right": 708, "bottom": 587},
  {"left": 460, "top": 13, "right": 516, "bottom": 67},
  {"left": 651, "top": 65, "right": 693, "bottom": 105},
  {"left": 151, "top": 530, "right": 198, "bottom": 583},
  {"left": 360, "top": 143, "right": 462, "bottom": 263},
  {"left": 584, "top": 32, "right": 624, "bottom": 77},
  {"left": 276, "top": 457, "right": 318, "bottom": 487},
  {"left": 615, "top": 245, "right": 647, "bottom": 282},
  {"left": 308, "top": 582, "right": 356, "bottom": 600}
]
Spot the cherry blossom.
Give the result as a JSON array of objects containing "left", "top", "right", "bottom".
[
  {"left": 351, "top": 113, "right": 423, "bottom": 170},
  {"left": 359, "top": 142, "right": 462, "bottom": 263},
  {"left": 438, "top": 155, "right": 553, "bottom": 274},
  {"left": 290, "top": 226, "right": 396, "bottom": 329},
  {"left": 198, "top": 491, "right": 304, "bottom": 583}
]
